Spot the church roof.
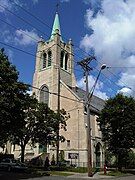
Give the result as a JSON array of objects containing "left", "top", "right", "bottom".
[
  {"left": 69, "top": 86, "right": 105, "bottom": 114},
  {"left": 50, "top": 12, "right": 62, "bottom": 41}
]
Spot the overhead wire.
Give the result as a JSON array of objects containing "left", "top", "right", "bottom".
[
  {"left": 0, "top": 4, "right": 86, "bottom": 78},
  {"left": 28, "top": 84, "right": 101, "bottom": 113},
  {"left": 0, "top": 40, "right": 84, "bottom": 93},
  {"left": 0, "top": 3, "right": 103, "bottom": 78},
  {"left": 0, "top": 40, "right": 120, "bottom": 98},
  {"left": 1, "top": 2, "right": 131, "bottom": 97},
  {"left": 0, "top": 4, "right": 79, "bottom": 63},
  {"left": 9, "top": 1, "right": 132, "bottom": 94}
]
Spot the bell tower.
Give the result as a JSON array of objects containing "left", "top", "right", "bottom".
[{"left": 32, "top": 12, "right": 76, "bottom": 110}]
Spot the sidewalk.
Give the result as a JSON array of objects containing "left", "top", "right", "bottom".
[{"left": 67, "top": 172, "right": 115, "bottom": 179}]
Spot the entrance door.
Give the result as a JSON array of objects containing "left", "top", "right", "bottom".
[{"left": 95, "top": 143, "right": 101, "bottom": 168}]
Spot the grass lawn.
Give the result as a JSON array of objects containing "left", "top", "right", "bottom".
[
  {"left": 100, "top": 171, "right": 132, "bottom": 177},
  {"left": 66, "top": 167, "right": 88, "bottom": 173},
  {"left": 50, "top": 171, "right": 74, "bottom": 176}
]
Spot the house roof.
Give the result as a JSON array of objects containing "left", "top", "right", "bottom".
[{"left": 69, "top": 86, "right": 105, "bottom": 114}]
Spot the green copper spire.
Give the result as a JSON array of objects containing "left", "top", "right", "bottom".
[{"left": 50, "top": 12, "right": 62, "bottom": 40}]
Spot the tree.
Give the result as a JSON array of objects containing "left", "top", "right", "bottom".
[
  {"left": 0, "top": 48, "right": 68, "bottom": 162},
  {"left": 0, "top": 48, "right": 28, "bottom": 148},
  {"left": 12, "top": 100, "right": 68, "bottom": 163},
  {"left": 31, "top": 103, "right": 58, "bottom": 147},
  {"left": 32, "top": 105, "right": 69, "bottom": 151},
  {"left": 11, "top": 94, "right": 38, "bottom": 162},
  {"left": 98, "top": 94, "right": 135, "bottom": 170}
]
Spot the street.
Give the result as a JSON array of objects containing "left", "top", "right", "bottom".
[
  {"left": 20, "top": 175, "right": 135, "bottom": 180},
  {"left": 22, "top": 175, "right": 135, "bottom": 180},
  {"left": 0, "top": 171, "right": 135, "bottom": 180}
]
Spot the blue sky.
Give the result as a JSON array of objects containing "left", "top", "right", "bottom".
[{"left": 0, "top": 0, "right": 135, "bottom": 99}]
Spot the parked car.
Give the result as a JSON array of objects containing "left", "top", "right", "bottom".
[{"left": 0, "top": 158, "right": 28, "bottom": 172}]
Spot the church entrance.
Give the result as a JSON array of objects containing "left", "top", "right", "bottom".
[{"left": 95, "top": 143, "right": 101, "bottom": 168}]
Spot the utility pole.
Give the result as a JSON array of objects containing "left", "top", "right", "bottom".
[
  {"left": 56, "top": 64, "right": 60, "bottom": 165},
  {"left": 77, "top": 56, "right": 95, "bottom": 177}
]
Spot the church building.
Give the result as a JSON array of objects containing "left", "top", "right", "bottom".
[
  {"left": 0, "top": 11, "right": 105, "bottom": 168},
  {"left": 32, "top": 11, "right": 105, "bottom": 168}
]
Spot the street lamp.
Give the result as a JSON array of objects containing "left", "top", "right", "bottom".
[
  {"left": 86, "top": 63, "right": 106, "bottom": 177},
  {"left": 89, "top": 64, "right": 106, "bottom": 100}
]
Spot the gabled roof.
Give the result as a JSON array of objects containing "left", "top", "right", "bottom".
[
  {"left": 50, "top": 12, "right": 62, "bottom": 41},
  {"left": 69, "top": 86, "right": 105, "bottom": 113}
]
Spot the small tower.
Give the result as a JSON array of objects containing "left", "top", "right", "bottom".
[{"left": 32, "top": 12, "right": 76, "bottom": 110}]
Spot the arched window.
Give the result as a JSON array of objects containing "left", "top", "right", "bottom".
[
  {"left": 48, "top": 51, "right": 52, "bottom": 67},
  {"left": 65, "top": 53, "right": 68, "bottom": 70},
  {"left": 95, "top": 143, "right": 101, "bottom": 168},
  {"left": 43, "top": 53, "right": 47, "bottom": 68},
  {"left": 60, "top": 51, "right": 64, "bottom": 68},
  {"left": 40, "top": 53, "right": 47, "bottom": 69},
  {"left": 39, "top": 85, "right": 49, "bottom": 105}
]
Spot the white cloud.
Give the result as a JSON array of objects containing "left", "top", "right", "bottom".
[
  {"left": 118, "top": 87, "right": 132, "bottom": 96},
  {"left": 0, "top": 0, "right": 25, "bottom": 13},
  {"left": 27, "top": 90, "right": 32, "bottom": 96},
  {"left": 14, "top": 29, "right": 40, "bottom": 46},
  {"left": 7, "top": 49, "right": 14, "bottom": 62},
  {"left": 0, "top": 0, "right": 13, "bottom": 12},
  {"left": 83, "top": 0, "right": 102, "bottom": 8},
  {"left": 80, "top": 0, "right": 135, "bottom": 97},
  {"left": 1, "top": 30, "right": 13, "bottom": 43},
  {"left": 77, "top": 75, "right": 108, "bottom": 100}
]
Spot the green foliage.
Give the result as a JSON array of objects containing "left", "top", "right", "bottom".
[
  {"left": 32, "top": 104, "right": 68, "bottom": 145},
  {"left": 98, "top": 94, "right": 135, "bottom": 170},
  {"left": 31, "top": 103, "right": 58, "bottom": 145},
  {"left": 0, "top": 48, "right": 28, "bottom": 147},
  {"left": 124, "top": 150, "right": 135, "bottom": 168},
  {"left": 11, "top": 101, "right": 68, "bottom": 162},
  {"left": 0, "top": 49, "right": 68, "bottom": 163}
]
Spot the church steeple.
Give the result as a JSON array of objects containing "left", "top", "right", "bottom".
[{"left": 50, "top": 12, "right": 62, "bottom": 41}]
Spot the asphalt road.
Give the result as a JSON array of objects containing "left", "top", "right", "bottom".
[
  {"left": 21, "top": 175, "right": 135, "bottom": 180},
  {"left": 24, "top": 175, "right": 135, "bottom": 180},
  {"left": 0, "top": 171, "right": 135, "bottom": 180}
]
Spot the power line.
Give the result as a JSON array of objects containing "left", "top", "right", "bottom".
[
  {"left": 106, "top": 67, "right": 135, "bottom": 94},
  {"left": 0, "top": 18, "right": 39, "bottom": 42},
  {"left": 0, "top": 40, "right": 127, "bottom": 98},
  {"left": 0, "top": 4, "right": 79, "bottom": 63},
  {"left": 28, "top": 84, "right": 102, "bottom": 113},
  {"left": 0, "top": 40, "right": 121, "bottom": 98},
  {"left": 107, "top": 66, "right": 135, "bottom": 68},
  {"left": 11, "top": 0, "right": 97, "bottom": 61},
  {"left": 11, "top": 0, "right": 52, "bottom": 31},
  {"left": 0, "top": 5, "right": 85, "bottom": 75},
  {"left": 1, "top": 3, "right": 133, "bottom": 96},
  {"left": 0, "top": 41, "right": 83, "bottom": 74},
  {"left": 2, "top": 1, "right": 132, "bottom": 94},
  {"left": 0, "top": 4, "right": 99, "bottom": 79}
]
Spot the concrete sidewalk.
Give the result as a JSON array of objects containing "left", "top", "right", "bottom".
[{"left": 67, "top": 172, "right": 115, "bottom": 179}]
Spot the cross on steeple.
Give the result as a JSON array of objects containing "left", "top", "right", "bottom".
[{"left": 56, "top": 2, "right": 60, "bottom": 13}]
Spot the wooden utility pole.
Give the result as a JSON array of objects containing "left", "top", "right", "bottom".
[
  {"left": 77, "top": 56, "right": 95, "bottom": 177},
  {"left": 56, "top": 62, "right": 61, "bottom": 165}
]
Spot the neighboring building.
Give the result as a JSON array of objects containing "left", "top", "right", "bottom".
[{"left": 32, "top": 12, "right": 105, "bottom": 168}]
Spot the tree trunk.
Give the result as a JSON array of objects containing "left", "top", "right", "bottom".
[
  {"left": 117, "top": 154, "right": 122, "bottom": 171},
  {"left": 21, "top": 144, "right": 25, "bottom": 163},
  {"left": 56, "top": 129, "right": 59, "bottom": 165}
]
